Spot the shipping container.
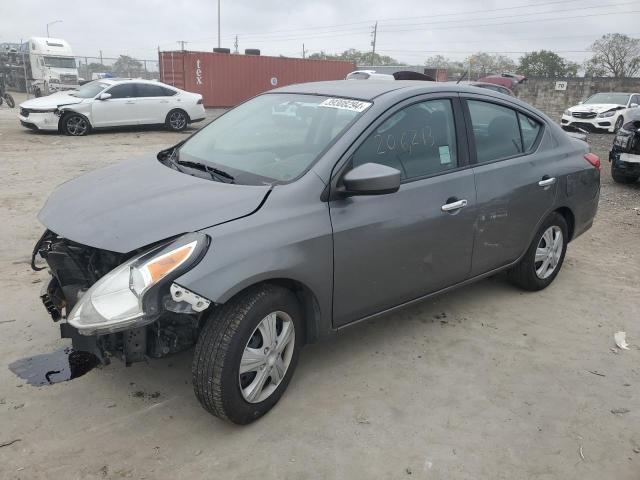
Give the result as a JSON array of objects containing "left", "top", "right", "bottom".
[{"left": 159, "top": 51, "right": 356, "bottom": 107}]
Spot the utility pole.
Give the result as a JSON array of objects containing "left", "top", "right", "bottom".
[
  {"left": 178, "top": 40, "right": 187, "bottom": 51},
  {"left": 217, "top": 0, "right": 221, "bottom": 49},
  {"left": 46, "top": 20, "right": 62, "bottom": 38},
  {"left": 302, "top": 43, "right": 306, "bottom": 59},
  {"left": 99, "top": 50, "right": 103, "bottom": 66},
  {"left": 234, "top": 35, "right": 238, "bottom": 54},
  {"left": 370, "top": 21, "right": 378, "bottom": 66}
]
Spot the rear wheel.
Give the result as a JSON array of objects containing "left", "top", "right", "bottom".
[
  {"left": 508, "top": 212, "right": 568, "bottom": 291},
  {"left": 62, "top": 113, "right": 91, "bottom": 136},
  {"left": 192, "top": 284, "right": 303, "bottom": 424},
  {"left": 611, "top": 161, "right": 638, "bottom": 184},
  {"left": 166, "top": 109, "right": 188, "bottom": 131}
]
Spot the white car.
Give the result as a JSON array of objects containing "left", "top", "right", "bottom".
[
  {"left": 561, "top": 92, "right": 640, "bottom": 133},
  {"left": 18, "top": 78, "right": 206, "bottom": 136}
]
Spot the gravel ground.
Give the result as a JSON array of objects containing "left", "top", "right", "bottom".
[{"left": 0, "top": 93, "right": 639, "bottom": 479}]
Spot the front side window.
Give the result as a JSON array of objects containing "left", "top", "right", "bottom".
[
  {"left": 352, "top": 99, "right": 458, "bottom": 180},
  {"left": 468, "top": 100, "right": 523, "bottom": 163},
  {"left": 178, "top": 93, "right": 369, "bottom": 184},
  {"left": 107, "top": 83, "right": 136, "bottom": 99}
]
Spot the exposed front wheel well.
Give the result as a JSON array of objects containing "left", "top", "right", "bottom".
[{"left": 205, "top": 279, "right": 323, "bottom": 346}]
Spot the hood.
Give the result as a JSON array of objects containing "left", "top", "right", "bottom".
[
  {"left": 570, "top": 103, "right": 624, "bottom": 114},
  {"left": 20, "top": 92, "right": 84, "bottom": 109},
  {"left": 38, "top": 155, "right": 271, "bottom": 253}
]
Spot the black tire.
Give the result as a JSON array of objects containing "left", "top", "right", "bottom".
[
  {"left": 614, "top": 115, "right": 624, "bottom": 132},
  {"left": 611, "top": 161, "right": 638, "bottom": 184},
  {"left": 508, "top": 212, "right": 568, "bottom": 291},
  {"left": 0, "top": 96, "right": 3, "bottom": 106},
  {"left": 62, "top": 113, "right": 91, "bottom": 136},
  {"left": 165, "top": 109, "right": 188, "bottom": 131},
  {"left": 4, "top": 93, "right": 15, "bottom": 108},
  {"left": 192, "top": 284, "right": 304, "bottom": 425}
]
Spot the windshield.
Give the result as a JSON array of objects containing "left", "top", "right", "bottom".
[
  {"left": 71, "top": 81, "right": 109, "bottom": 98},
  {"left": 43, "top": 56, "right": 77, "bottom": 69},
  {"left": 584, "top": 93, "right": 630, "bottom": 105},
  {"left": 178, "top": 93, "right": 370, "bottom": 184}
]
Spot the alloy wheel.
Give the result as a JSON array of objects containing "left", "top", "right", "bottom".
[
  {"left": 169, "top": 111, "right": 187, "bottom": 130},
  {"left": 66, "top": 116, "right": 88, "bottom": 136},
  {"left": 239, "top": 311, "right": 296, "bottom": 404},
  {"left": 534, "top": 226, "right": 563, "bottom": 279}
]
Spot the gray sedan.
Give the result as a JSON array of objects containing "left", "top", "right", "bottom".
[{"left": 33, "top": 81, "right": 600, "bottom": 424}]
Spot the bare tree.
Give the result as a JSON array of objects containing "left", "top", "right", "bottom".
[{"left": 587, "top": 34, "right": 640, "bottom": 77}]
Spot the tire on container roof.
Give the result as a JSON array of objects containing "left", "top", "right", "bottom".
[
  {"left": 244, "top": 49, "right": 260, "bottom": 56},
  {"left": 213, "top": 48, "right": 231, "bottom": 54}
]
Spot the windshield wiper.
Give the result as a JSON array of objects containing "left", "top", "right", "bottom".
[{"left": 176, "top": 159, "right": 235, "bottom": 184}]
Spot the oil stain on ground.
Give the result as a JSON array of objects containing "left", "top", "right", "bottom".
[{"left": 9, "top": 347, "right": 99, "bottom": 386}]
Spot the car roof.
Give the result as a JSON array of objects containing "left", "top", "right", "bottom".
[
  {"left": 99, "top": 78, "right": 176, "bottom": 88},
  {"left": 271, "top": 80, "right": 512, "bottom": 101}
]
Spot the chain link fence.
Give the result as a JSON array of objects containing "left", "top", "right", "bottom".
[{"left": 74, "top": 56, "right": 159, "bottom": 81}]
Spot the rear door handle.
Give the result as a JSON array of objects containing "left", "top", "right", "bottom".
[
  {"left": 441, "top": 199, "right": 468, "bottom": 212},
  {"left": 538, "top": 177, "right": 556, "bottom": 187},
  {"left": 160, "top": 100, "right": 169, "bottom": 103},
  {"left": 125, "top": 101, "right": 135, "bottom": 104}
]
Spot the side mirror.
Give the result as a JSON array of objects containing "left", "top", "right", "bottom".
[
  {"left": 97, "top": 92, "right": 111, "bottom": 100},
  {"left": 630, "top": 103, "right": 638, "bottom": 108},
  {"left": 341, "top": 163, "right": 401, "bottom": 196}
]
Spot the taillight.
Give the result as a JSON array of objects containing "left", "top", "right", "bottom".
[
  {"left": 197, "top": 98, "right": 203, "bottom": 105},
  {"left": 584, "top": 152, "right": 601, "bottom": 171}
]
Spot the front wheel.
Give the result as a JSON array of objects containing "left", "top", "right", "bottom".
[
  {"left": 166, "top": 109, "right": 188, "bottom": 131},
  {"left": 614, "top": 115, "right": 624, "bottom": 132},
  {"left": 62, "top": 113, "right": 91, "bottom": 136},
  {"left": 611, "top": 161, "right": 638, "bottom": 184},
  {"left": 192, "top": 284, "right": 303, "bottom": 424},
  {"left": 508, "top": 212, "right": 568, "bottom": 291},
  {"left": 4, "top": 93, "right": 15, "bottom": 108}
]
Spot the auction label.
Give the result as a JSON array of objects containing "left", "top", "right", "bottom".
[{"left": 319, "top": 98, "right": 372, "bottom": 112}]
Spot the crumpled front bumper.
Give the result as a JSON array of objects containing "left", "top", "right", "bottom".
[
  {"left": 19, "top": 111, "right": 60, "bottom": 131},
  {"left": 561, "top": 114, "right": 614, "bottom": 132}
]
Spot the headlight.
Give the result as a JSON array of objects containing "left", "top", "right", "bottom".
[
  {"left": 597, "top": 111, "right": 616, "bottom": 118},
  {"left": 564, "top": 109, "right": 572, "bottom": 116},
  {"left": 68, "top": 232, "right": 209, "bottom": 335}
]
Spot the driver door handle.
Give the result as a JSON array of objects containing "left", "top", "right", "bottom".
[
  {"left": 538, "top": 177, "right": 556, "bottom": 187},
  {"left": 441, "top": 199, "right": 468, "bottom": 212}
]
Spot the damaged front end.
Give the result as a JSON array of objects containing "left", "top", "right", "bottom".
[
  {"left": 32, "top": 230, "right": 211, "bottom": 365},
  {"left": 610, "top": 120, "right": 640, "bottom": 178}
]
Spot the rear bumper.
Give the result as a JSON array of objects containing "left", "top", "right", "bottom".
[{"left": 610, "top": 151, "right": 640, "bottom": 176}]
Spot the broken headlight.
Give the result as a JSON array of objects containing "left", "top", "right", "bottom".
[{"left": 68, "top": 232, "right": 209, "bottom": 335}]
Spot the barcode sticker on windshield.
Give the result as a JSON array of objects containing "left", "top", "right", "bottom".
[{"left": 318, "top": 98, "right": 371, "bottom": 112}]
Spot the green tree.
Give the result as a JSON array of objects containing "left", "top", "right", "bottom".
[
  {"left": 518, "top": 50, "right": 578, "bottom": 78},
  {"left": 308, "top": 48, "right": 402, "bottom": 66},
  {"left": 586, "top": 33, "right": 640, "bottom": 77},
  {"left": 112, "top": 55, "right": 144, "bottom": 77},
  {"left": 467, "top": 52, "right": 516, "bottom": 78},
  {"left": 424, "top": 55, "right": 466, "bottom": 76}
]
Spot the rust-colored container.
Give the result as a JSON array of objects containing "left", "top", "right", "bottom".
[{"left": 159, "top": 51, "right": 356, "bottom": 107}]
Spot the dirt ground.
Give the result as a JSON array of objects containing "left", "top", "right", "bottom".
[{"left": 0, "top": 92, "right": 639, "bottom": 480}]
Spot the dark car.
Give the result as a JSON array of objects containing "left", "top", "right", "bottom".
[
  {"left": 609, "top": 120, "right": 640, "bottom": 183},
  {"left": 33, "top": 81, "right": 600, "bottom": 424},
  {"left": 478, "top": 73, "right": 527, "bottom": 90}
]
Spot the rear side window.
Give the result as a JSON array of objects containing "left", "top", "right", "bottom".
[
  {"left": 468, "top": 100, "right": 523, "bottom": 163},
  {"left": 107, "top": 84, "right": 135, "bottom": 99},
  {"left": 518, "top": 113, "right": 542, "bottom": 151},
  {"left": 352, "top": 99, "right": 458, "bottom": 180},
  {"left": 136, "top": 84, "right": 177, "bottom": 97}
]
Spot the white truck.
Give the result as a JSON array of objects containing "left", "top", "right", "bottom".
[{"left": 5, "top": 37, "right": 79, "bottom": 96}]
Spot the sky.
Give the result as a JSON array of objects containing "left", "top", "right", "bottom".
[{"left": 2, "top": 0, "right": 640, "bottom": 66}]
